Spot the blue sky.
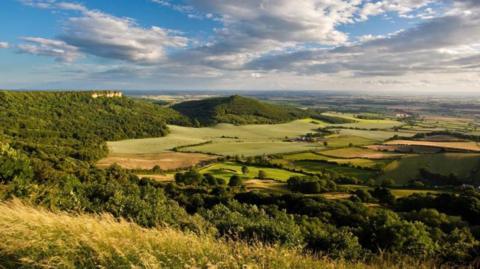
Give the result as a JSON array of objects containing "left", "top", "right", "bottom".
[{"left": 0, "top": 0, "right": 479, "bottom": 91}]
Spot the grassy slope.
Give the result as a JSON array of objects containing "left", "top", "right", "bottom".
[
  {"left": 381, "top": 153, "right": 480, "bottom": 184},
  {"left": 0, "top": 200, "right": 430, "bottom": 269},
  {"left": 172, "top": 95, "right": 309, "bottom": 125}
]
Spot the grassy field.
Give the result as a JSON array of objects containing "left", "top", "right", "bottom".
[
  {"left": 336, "top": 128, "right": 416, "bottom": 141},
  {"left": 384, "top": 140, "right": 480, "bottom": 152},
  {"left": 281, "top": 152, "right": 387, "bottom": 169},
  {"left": 244, "top": 179, "right": 289, "bottom": 194},
  {"left": 107, "top": 119, "right": 326, "bottom": 156},
  {"left": 324, "top": 135, "right": 377, "bottom": 148},
  {"left": 182, "top": 141, "right": 324, "bottom": 156},
  {"left": 199, "top": 162, "right": 304, "bottom": 181},
  {"left": 323, "top": 112, "right": 403, "bottom": 129},
  {"left": 97, "top": 152, "right": 217, "bottom": 170},
  {"left": 2, "top": 200, "right": 395, "bottom": 269},
  {"left": 319, "top": 147, "right": 401, "bottom": 159},
  {"left": 380, "top": 153, "right": 480, "bottom": 184},
  {"left": 292, "top": 160, "right": 378, "bottom": 181}
]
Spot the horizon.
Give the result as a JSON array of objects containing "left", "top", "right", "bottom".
[{"left": 1, "top": 0, "right": 480, "bottom": 92}]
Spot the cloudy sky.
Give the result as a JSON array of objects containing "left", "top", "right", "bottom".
[{"left": 0, "top": 0, "right": 479, "bottom": 92}]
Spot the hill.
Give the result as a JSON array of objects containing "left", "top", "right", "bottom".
[
  {"left": 172, "top": 95, "right": 309, "bottom": 125},
  {"left": 0, "top": 90, "right": 189, "bottom": 164}
]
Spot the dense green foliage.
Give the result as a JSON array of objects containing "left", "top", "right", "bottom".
[
  {"left": 0, "top": 90, "right": 189, "bottom": 172},
  {"left": 172, "top": 95, "right": 309, "bottom": 126}
]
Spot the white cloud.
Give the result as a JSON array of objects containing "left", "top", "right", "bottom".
[
  {"left": 17, "top": 37, "right": 80, "bottom": 62},
  {"left": 0, "top": 42, "right": 9, "bottom": 49},
  {"left": 359, "top": 0, "right": 434, "bottom": 20},
  {"left": 60, "top": 9, "right": 188, "bottom": 64},
  {"left": 18, "top": 1, "right": 188, "bottom": 64}
]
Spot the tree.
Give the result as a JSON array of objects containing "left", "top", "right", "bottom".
[
  {"left": 152, "top": 165, "right": 162, "bottom": 173},
  {"left": 258, "top": 170, "right": 267, "bottom": 179},
  {"left": 241, "top": 165, "right": 249, "bottom": 175},
  {"left": 323, "top": 141, "right": 328, "bottom": 147},
  {"left": 371, "top": 187, "right": 396, "bottom": 205},
  {"left": 229, "top": 175, "right": 243, "bottom": 187}
]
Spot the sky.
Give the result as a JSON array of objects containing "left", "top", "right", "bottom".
[{"left": 0, "top": 0, "right": 479, "bottom": 92}]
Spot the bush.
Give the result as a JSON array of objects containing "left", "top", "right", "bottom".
[{"left": 229, "top": 175, "right": 243, "bottom": 187}]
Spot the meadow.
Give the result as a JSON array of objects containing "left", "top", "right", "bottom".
[
  {"left": 322, "top": 112, "right": 404, "bottom": 129},
  {"left": 281, "top": 151, "right": 387, "bottom": 169},
  {"left": 199, "top": 162, "right": 304, "bottom": 181},
  {"left": 319, "top": 147, "right": 402, "bottom": 159},
  {"left": 324, "top": 135, "right": 376, "bottom": 148},
  {"left": 384, "top": 140, "right": 480, "bottom": 152},
  {"left": 380, "top": 153, "right": 480, "bottom": 184},
  {"left": 291, "top": 160, "right": 378, "bottom": 181}
]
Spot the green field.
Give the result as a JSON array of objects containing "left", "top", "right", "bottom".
[
  {"left": 183, "top": 141, "right": 324, "bottom": 156},
  {"left": 380, "top": 153, "right": 480, "bottom": 184},
  {"left": 324, "top": 135, "right": 376, "bottom": 148},
  {"left": 281, "top": 151, "right": 386, "bottom": 169},
  {"left": 108, "top": 119, "right": 326, "bottom": 155},
  {"left": 319, "top": 147, "right": 401, "bottom": 159},
  {"left": 336, "top": 128, "right": 416, "bottom": 140},
  {"left": 291, "top": 160, "right": 378, "bottom": 181},
  {"left": 323, "top": 112, "right": 403, "bottom": 129},
  {"left": 199, "top": 162, "right": 304, "bottom": 181}
]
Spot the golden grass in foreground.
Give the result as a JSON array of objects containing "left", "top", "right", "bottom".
[{"left": 0, "top": 200, "right": 434, "bottom": 269}]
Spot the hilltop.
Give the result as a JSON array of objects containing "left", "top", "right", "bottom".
[{"left": 172, "top": 95, "right": 309, "bottom": 126}]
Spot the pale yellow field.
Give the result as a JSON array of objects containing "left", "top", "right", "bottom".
[{"left": 97, "top": 152, "right": 217, "bottom": 170}]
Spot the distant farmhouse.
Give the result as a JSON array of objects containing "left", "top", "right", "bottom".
[
  {"left": 394, "top": 110, "right": 412, "bottom": 119},
  {"left": 91, "top": 91, "right": 123, "bottom": 99}
]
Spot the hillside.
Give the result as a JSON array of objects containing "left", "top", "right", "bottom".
[
  {"left": 0, "top": 91, "right": 189, "bottom": 163},
  {"left": 0, "top": 200, "right": 433, "bottom": 269},
  {"left": 172, "top": 95, "right": 309, "bottom": 125}
]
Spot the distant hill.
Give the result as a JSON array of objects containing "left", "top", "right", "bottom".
[
  {"left": 172, "top": 95, "right": 309, "bottom": 126},
  {"left": 0, "top": 91, "right": 189, "bottom": 163}
]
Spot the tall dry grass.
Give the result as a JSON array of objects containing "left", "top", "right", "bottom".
[{"left": 0, "top": 200, "right": 435, "bottom": 269}]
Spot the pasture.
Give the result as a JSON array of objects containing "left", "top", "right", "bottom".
[
  {"left": 324, "top": 135, "right": 376, "bottom": 148},
  {"left": 319, "top": 147, "right": 401, "bottom": 159},
  {"left": 380, "top": 153, "right": 480, "bottom": 184},
  {"left": 322, "top": 112, "right": 403, "bottom": 129},
  {"left": 384, "top": 140, "right": 480, "bottom": 152},
  {"left": 335, "top": 128, "right": 416, "bottom": 141},
  {"left": 291, "top": 160, "right": 378, "bottom": 181},
  {"left": 281, "top": 151, "right": 387, "bottom": 169},
  {"left": 199, "top": 162, "right": 304, "bottom": 181},
  {"left": 107, "top": 119, "right": 326, "bottom": 156}
]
